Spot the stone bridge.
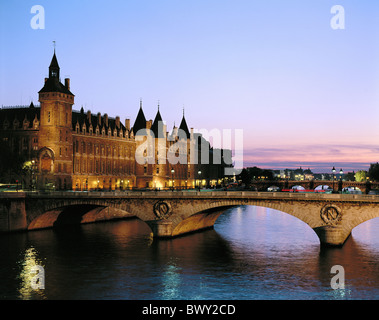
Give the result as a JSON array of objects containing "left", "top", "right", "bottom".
[
  {"left": 249, "top": 180, "right": 377, "bottom": 193},
  {"left": 2, "top": 191, "right": 379, "bottom": 247}
]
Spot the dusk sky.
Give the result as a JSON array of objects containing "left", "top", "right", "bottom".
[{"left": 1, "top": 1, "right": 379, "bottom": 173}]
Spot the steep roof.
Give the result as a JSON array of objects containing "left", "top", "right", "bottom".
[
  {"left": 49, "top": 52, "right": 60, "bottom": 70},
  {"left": 0, "top": 103, "right": 40, "bottom": 129},
  {"left": 39, "top": 77, "right": 74, "bottom": 95},
  {"left": 132, "top": 104, "right": 147, "bottom": 135},
  {"left": 179, "top": 114, "right": 190, "bottom": 138},
  {"left": 150, "top": 109, "right": 165, "bottom": 138},
  {"left": 71, "top": 110, "right": 127, "bottom": 136},
  {"left": 39, "top": 51, "right": 74, "bottom": 96}
]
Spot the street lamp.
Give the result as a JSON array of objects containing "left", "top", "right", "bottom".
[
  {"left": 198, "top": 170, "right": 202, "bottom": 191},
  {"left": 31, "top": 160, "right": 36, "bottom": 191},
  {"left": 339, "top": 169, "right": 343, "bottom": 193},
  {"left": 332, "top": 166, "right": 336, "bottom": 191},
  {"left": 171, "top": 168, "right": 175, "bottom": 191}
]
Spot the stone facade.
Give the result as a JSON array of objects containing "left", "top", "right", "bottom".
[{"left": 0, "top": 51, "right": 232, "bottom": 190}]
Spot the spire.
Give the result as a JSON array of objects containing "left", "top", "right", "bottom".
[
  {"left": 39, "top": 46, "right": 74, "bottom": 96},
  {"left": 151, "top": 107, "right": 165, "bottom": 138},
  {"left": 179, "top": 110, "right": 190, "bottom": 138},
  {"left": 132, "top": 100, "right": 147, "bottom": 135},
  {"left": 49, "top": 44, "right": 60, "bottom": 80}
]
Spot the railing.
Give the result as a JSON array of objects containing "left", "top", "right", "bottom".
[
  {"left": 1, "top": 104, "right": 40, "bottom": 109},
  {"left": 18, "top": 190, "right": 379, "bottom": 202}
]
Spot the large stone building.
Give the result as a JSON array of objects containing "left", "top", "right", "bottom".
[{"left": 0, "top": 51, "right": 232, "bottom": 190}]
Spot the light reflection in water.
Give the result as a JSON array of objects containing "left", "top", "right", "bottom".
[
  {"left": 1, "top": 206, "right": 379, "bottom": 299},
  {"left": 160, "top": 259, "right": 182, "bottom": 300},
  {"left": 17, "top": 246, "right": 46, "bottom": 300}
]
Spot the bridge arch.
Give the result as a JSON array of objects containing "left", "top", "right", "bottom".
[
  {"left": 170, "top": 199, "right": 321, "bottom": 240},
  {"left": 27, "top": 204, "right": 136, "bottom": 231}
]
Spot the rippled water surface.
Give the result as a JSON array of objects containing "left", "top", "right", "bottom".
[{"left": 1, "top": 205, "right": 379, "bottom": 300}]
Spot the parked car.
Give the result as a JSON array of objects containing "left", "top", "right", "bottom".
[{"left": 0, "top": 184, "right": 23, "bottom": 192}]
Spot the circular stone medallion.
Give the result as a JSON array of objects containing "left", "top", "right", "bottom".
[
  {"left": 153, "top": 201, "right": 172, "bottom": 220},
  {"left": 320, "top": 204, "right": 342, "bottom": 225}
]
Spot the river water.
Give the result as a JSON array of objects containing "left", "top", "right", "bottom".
[{"left": 1, "top": 205, "right": 379, "bottom": 300}]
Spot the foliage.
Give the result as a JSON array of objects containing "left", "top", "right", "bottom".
[
  {"left": 354, "top": 170, "right": 368, "bottom": 182},
  {"left": 369, "top": 163, "right": 379, "bottom": 182},
  {"left": 237, "top": 166, "right": 274, "bottom": 185},
  {"left": 0, "top": 139, "right": 26, "bottom": 183}
]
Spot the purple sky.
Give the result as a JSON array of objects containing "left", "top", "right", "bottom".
[{"left": 1, "top": 1, "right": 379, "bottom": 173}]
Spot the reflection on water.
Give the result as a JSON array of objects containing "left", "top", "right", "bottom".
[
  {"left": 17, "top": 246, "right": 46, "bottom": 300},
  {"left": 1, "top": 206, "right": 379, "bottom": 299},
  {"left": 160, "top": 259, "right": 182, "bottom": 300}
]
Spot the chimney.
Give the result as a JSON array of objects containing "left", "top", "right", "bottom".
[
  {"left": 116, "top": 116, "right": 120, "bottom": 128},
  {"left": 173, "top": 126, "right": 178, "bottom": 137},
  {"left": 87, "top": 110, "right": 91, "bottom": 123},
  {"left": 65, "top": 78, "right": 70, "bottom": 90},
  {"left": 44, "top": 78, "right": 48, "bottom": 83},
  {"left": 146, "top": 120, "right": 152, "bottom": 129},
  {"left": 163, "top": 123, "right": 167, "bottom": 138},
  {"left": 124, "top": 119, "right": 130, "bottom": 130},
  {"left": 104, "top": 114, "right": 108, "bottom": 127},
  {"left": 97, "top": 112, "right": 101, "bottom": 126}
]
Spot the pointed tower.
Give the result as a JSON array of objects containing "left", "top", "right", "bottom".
[
  {"left": 38, "top": 48, "right": 75, "bottom": 190},
  {"left": 178, "top": 109, "right": 195, "bottom": 188},
  {"left": 49, "top": 51, "right": 60, "bottom": 79},
  {"left": 150, "top": 106, "right": 165, "bottom": 139},
  {"left": 132, "top": 99, "right": 147, "bottom": 135},
  {"left": 150, "top": 105, "right": 168, "bottom": 189},
  {"left": 178, "top": 108, "right": 190, "bottom": 139}
]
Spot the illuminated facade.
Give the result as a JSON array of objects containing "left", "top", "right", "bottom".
[{"left": 0, "top": 51, "right": 231, "bottom": 190}]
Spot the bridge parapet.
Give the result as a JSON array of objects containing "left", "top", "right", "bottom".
[{"left": 18, "top": 190, "right": 379, "bottom": 201}]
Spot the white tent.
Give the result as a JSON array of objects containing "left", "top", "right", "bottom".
[
  {"left": 315, "top": 185, "right": 332, "bottom": 191},
  {"left": 292, "top": 185, "right": 305, "bottom": 191},
  {"left": 342, "top": 186, "right": 362, "bottom": 194}
]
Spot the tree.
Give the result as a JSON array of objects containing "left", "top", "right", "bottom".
[
  {"left": 0, "top": 139, "right": 26, "bottom": 183},
  {"left": 355, "top": 170, "right": 368, "bottom": 182},
  {"left": 238, "top": 168, "right": 251, "bottom": 186},
  {"left": 369, "top": 163, "right": 379, "bottom": 182},
  {"left": 344, "top": 171, "right": 355, "bottom": 181}
]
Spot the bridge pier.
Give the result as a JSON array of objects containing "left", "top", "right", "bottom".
[
  {"left": 313, "top": 225, "right": 350, "bottom": 247},
  {"left": 146, "top": 220, "right": 173, "bottom": 238},
  {"left": 0, "top": 195, "right": 27, "bottom": 233}
]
